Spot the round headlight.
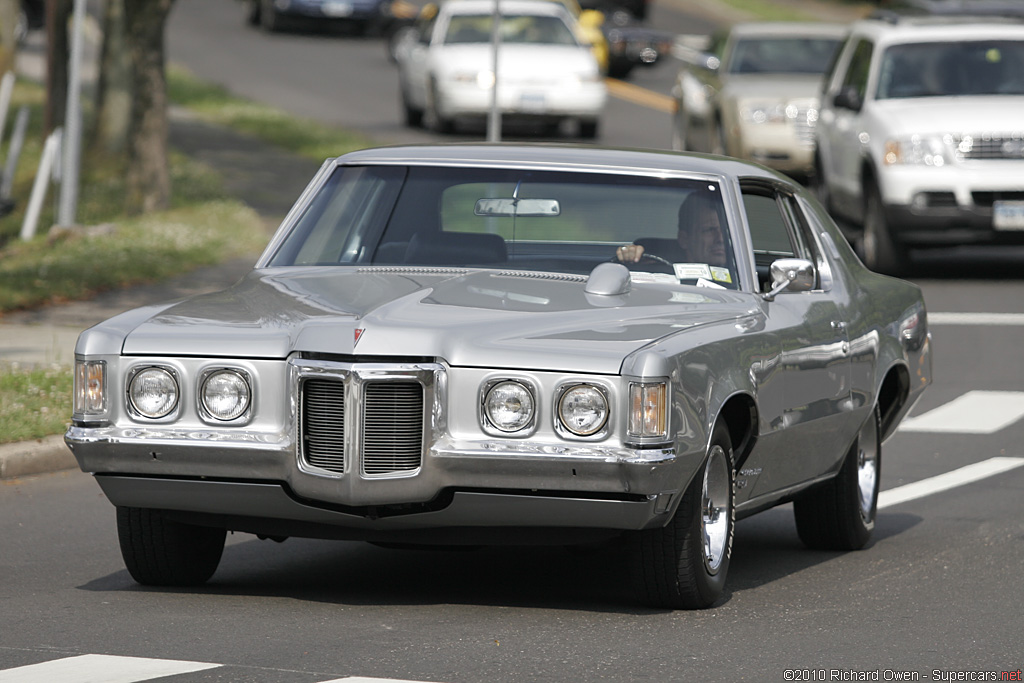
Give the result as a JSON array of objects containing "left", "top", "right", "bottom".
[
  {"left": 484, "top": 380, "right": 535, "bottom": 433},
  {"left": 558, "top": 384, "right": 608, "bottom": 436},
  {"left": 128, "top": 367, "right": 178, "bottom": 419},
  {"left": 202, "top": 370, "right": 251, "bottom": 421}
]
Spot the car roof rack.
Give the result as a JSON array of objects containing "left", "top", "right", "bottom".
[{"left": 870, "top": 0, "right": 1024, "bottom": 21}]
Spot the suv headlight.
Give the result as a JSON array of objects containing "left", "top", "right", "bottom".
[{"left": 884, "top": 134, "right": 954, "bottom": 166}]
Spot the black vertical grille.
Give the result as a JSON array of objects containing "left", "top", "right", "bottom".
[
  {"left": 363, "top": 382, "right": 424, "bottom": 475},
  {"left": 302, "top": 379, "right": 346, "bottom": 474},
  {"left": 300, "top": 377, "right": 424, "bottom": 476}
]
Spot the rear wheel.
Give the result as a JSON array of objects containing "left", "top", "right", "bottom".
[
  {"left": 400, "top": 86, "right": 424, "bottom": 128},
  {"left": 425, "top": 82, "right": 454, "bottom": 134},
  {"left": 259, "top": 0, "right": 286, "bottom": 32},
  {"left": 629, "top": 422, "right": 735, "bottom": 609},
  {"left": 862, "top": 181, "right": 908, "bottom": 274},
  {"left": 117, "top": 507, "right": 226, "bottom": 586},
  {"left": 794, "top": 405, "right": 880, "bottom": 551},
  {"left": 579, "top": 119, "right": 599, "bottom": 140}
]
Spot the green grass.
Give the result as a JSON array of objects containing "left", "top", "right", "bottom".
[
  {"left": 0, "top": 364, "right": 74, "bottom": 444},
  {"left": 0, "top": 67, "right": 381, "bottom": 444}
]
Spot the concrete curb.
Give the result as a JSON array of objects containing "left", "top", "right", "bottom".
[{"left": 0, "top": 434, "right": 77, "bottom": 480}]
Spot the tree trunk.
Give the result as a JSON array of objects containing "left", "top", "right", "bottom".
[
  {"left": 0, "top": 0, "right": 16, "bottom": 77},
  {"left": 93, "top": 0, "right": 131, "bottom": 156},
  {"left": 124, "top": 0, "right": 175, "bottom": 214},
  {"left": 45, "top": 0, "right": 73, "bottom": 135}
]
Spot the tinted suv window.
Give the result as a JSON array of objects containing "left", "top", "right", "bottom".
[
  {"left": 877, "top": 40, "right": 1024, "bottom": 98},
  {"left": 838, "top": 38, "right": 874, "bottom": 105}
]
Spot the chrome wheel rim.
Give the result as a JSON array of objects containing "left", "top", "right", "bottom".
[
  {"left": 857, "top": 413, "right": 879, "bottom": 522},
  {"left": 701, "top": 445, "right": 730, "bottom": 574}
]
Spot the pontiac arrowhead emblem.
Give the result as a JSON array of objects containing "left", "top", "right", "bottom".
[{"left": 354, "top": 328, "right": 365, "bottom": 346}]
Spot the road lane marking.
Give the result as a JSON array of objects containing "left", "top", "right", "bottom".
[
  {"left": 0, "top": 655, "right": 220, "bottom": 682},
  {"left": 878, "top": 456, "right": 1024, "bottom": 509},
  {"left": 897, "top": 390, "right": 1024, "bottom": 434},
  {"left": 604, "top": 78, "right": 676, "bottom": 113},
  {"left": 928, "top": 312, "right": 1024, "bottom": 325}
]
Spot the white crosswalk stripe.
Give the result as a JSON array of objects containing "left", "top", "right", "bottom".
[
  {"left": 878, "top": 456, "right": 1024, "bottom": 509},
  {"left": 0, "top": 655, "right": 220, "bottom": 683},
  {"left": 898, "top": 390, "right": 1024, "bottom": 434},
  {"left": 0, "top": 655, "right": 445, "bottom": 683}
]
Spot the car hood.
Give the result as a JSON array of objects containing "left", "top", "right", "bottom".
[
  {"left": 870, "top": 96, "right": 1024, "bottom": 135},
  {"left": 721, "top": 73, "right": 825, "bottom": 100},
  {"left": 119, "top": 268, "right": 755, "bottom": 374}
]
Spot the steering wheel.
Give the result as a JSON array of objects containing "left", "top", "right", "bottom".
[{"left": 611, "top": 252, "right": 675, "bottom": 268}]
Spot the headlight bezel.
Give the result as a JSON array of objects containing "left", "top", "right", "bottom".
[
  {"left": 480, "top": 377, "right": 539, "bottom": 436},
  {"left": 126, "top": 365, "right": 180, "bottom": 421},
  {"left": 199, "top": 367, "right": 253, "bottom": 423},
  {"left": 554, "top": 381, "right": 610, "bottom": 440}
]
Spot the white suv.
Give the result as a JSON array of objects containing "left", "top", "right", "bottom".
[{"left": 814, "top": 8, "right": 1024, "bottom": 273}]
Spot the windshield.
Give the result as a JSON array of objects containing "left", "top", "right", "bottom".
[
  {"left": 728, "top": 36, "right": 843, "bottom": 74},
  {"left": 877, "top": 40, "right": 1024, "bottom": 99},
  {"left": 443, "top": 14, "right": 579, "bottom": 46},
  {"left": 267, "top": 166, "right": 739, "bottom": 290}
]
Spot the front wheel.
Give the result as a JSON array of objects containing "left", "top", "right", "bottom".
[
  {"left": 862, "top": 181, "right": 908, "bottom": 274},
  {"left": 628, "top": 422, "right": 735, "bottom": 609},
  {"left": 117, "top": 507, "right": 226, "bottom": 586},
  {"left": 793, "top": 405, "right": 880, "bottom": 551}
]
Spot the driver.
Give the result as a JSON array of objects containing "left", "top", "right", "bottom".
[{"left": 616, "top": 189, "right": 729, "bottom": 267}]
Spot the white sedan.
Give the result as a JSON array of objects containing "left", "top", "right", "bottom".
[{"left": 395, "top": 0, "right": 607, "bottom": 138}]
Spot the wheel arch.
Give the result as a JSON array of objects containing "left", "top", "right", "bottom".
[
  {"left": 876, "top": 361, "right": 910, "bottom": 442},
  {"left": 716, "top": 392, "right": 758, "bottom": 472}
]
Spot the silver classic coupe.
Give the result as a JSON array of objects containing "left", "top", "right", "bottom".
[{"left": 66, "top": 144, "right": 931, "bottom": 609}]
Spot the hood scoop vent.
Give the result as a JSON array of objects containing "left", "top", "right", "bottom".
[{"left": 585, "top": 263, "right": 632, "bottom": 297}]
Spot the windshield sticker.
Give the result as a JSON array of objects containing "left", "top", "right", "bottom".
[
  {"left": 696, "top": 278, "right": 727, "bottom": 289},
  {"left": 673, "top": 263, "right": 713, "bottom": 280},
  {"left": 710, "top": 266, "right": 733, "bottom": 284},
  {"left": 630, "top": 272, "right": 680, "bottom": 284}
]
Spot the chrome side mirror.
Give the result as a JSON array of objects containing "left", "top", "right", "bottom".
[{"left": 762, "top": 258, "right": 815, "bottom": 301}]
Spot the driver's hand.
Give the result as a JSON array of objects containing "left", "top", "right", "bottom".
[{"left": 616, "top": 244, "right": 646, "bottom": 263}]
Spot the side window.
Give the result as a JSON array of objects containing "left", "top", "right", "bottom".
[
  {"left": 742, "top": 186, "right": 824, "bottom": 292},
  {"left": 839, "top": 39, "right": 874, "bottom": 105}
]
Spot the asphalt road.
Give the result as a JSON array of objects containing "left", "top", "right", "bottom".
[{"left": 2, "top": 1, "right": 1023, "bottom": 681}]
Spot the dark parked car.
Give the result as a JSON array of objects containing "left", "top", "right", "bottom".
[{"left": 67, "top": 144, "right": 931, "bottom": 609}]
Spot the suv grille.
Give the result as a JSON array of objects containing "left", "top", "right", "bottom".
[
  {"left": 955, "top": 133, "right": 1024, "bottom": 161},
  {"left": 300, "top": 376, "right": 425, "bottom": 476}
]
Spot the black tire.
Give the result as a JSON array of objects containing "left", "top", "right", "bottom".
[
  {"left": 246, "top": 0, "right": 260, "bottom": 25},
  {"left": 117, "top": 507, "right": 226, "bottom": 586},
  {"left": 259, "top": 0, "right": 285, "bottom": 32},
  {"left": 629, "top": 422, "right": 735, "bottom": 609},
  {"left": 579, "top": 119, "right": 599, "bottom": 140},
  {"left": 794, "top": 405, "right": 880, "bottom": 551},
  {"left": 862, "top": 181, "right": 908, "bottom": 275},
  {"left": 401, "top": 87, "right": 424, "bottom": 128},
  {"left": 426, "top": 82, "right": 454, "bottom": 134}
]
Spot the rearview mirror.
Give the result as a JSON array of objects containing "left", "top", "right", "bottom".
[{"left": 474, "top": 198, "right": 561, "bottom": 217}]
